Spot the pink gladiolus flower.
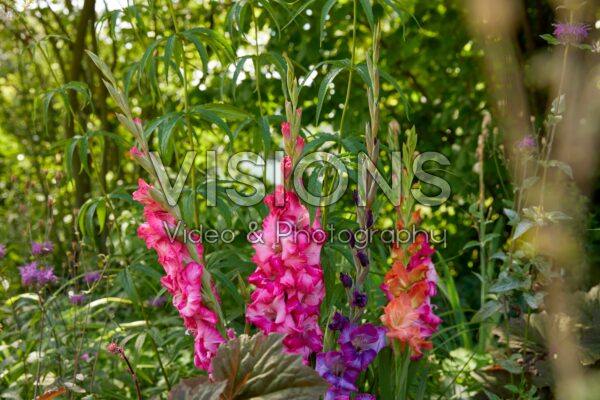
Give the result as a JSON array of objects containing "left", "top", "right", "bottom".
[
  {"left": 246, "top": 159, "right": 327, "bottom": 362},
  {"left": 133, "top": 179, "right": 225, "bottom": 371}
]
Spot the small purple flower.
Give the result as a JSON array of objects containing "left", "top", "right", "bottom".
[
  {"left": 148, "top": 295, "right": 167, "bottom": 308},
  {"left": 329, "top": 311, "right": 350, "bottom": 332},
  {"left": 19, "top": 262, "right": 39, "bottom": 287},
  {"left": 31, "top": 241, "right": 54, "bottom": 256},
  {"left": 316, "top": 352, "right": 360, "bottom": 394},
  {"left": 0, "top": 244, "right": 6, "bottom": 259},
  {"left": 356, "top": 395, "right": 376, "bottom": 400},
  {"left": 81, "top": 352, "right": 92, "bottom": 362},
  {"left": 37, "top": 266, "right": 58, "bottom": 286},
  {"left": 356, "top": 251, "right": 369, "bottom": 267},
  {"left": 553, "top": 22, "right": 590, "bottom": 44},
  {"left": 351, "top": 291, "right": 368, "bottom": 308},
  {"left": 339, "top": 272, "right": 353, "bottom": 288},
  {"left": 69, "top": 293, "right": 87, "bottom": 305},
  {"left": 339, "top": 324, "right": 387, "bottom": 370},
  {"left": 517, "top": 135, "right": 536, "bottom": 150},
  {"left": 83, "top": 270, "right": 102, "bottom": 285},
  {"left": 18, "top": 263, "right": 57, "bottom": 287}
]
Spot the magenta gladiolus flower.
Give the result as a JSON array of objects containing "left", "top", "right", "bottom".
[
  {"left": 133, "top": 179, "right": 224, "bottom": 371},
  {"left": 553, "top": 22, "right": 590, "bottom": 44},
  {"left": 246, "top": 167, "right": 327, "bottom": 362},
  {"left": 83, "top": 270, "right": 102, "bottom": 285}
]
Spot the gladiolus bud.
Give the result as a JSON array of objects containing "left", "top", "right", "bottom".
[
  {"left": 282, "top": 155, "right": 292, "bottom": 180},
  {"left": 295, "top": 137, "right": 305, "bottom": 157},
  {"left": 281, "top": 122, "right": 291, "bottom": 141},
  {"left": 339, "top": 272, "right": 353, "bottom": 288}
]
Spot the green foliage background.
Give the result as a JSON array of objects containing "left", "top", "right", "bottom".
[{"left": 0, "top": 0, "right": 599, "bottom": 398}]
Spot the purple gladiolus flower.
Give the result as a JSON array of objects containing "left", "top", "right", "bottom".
[
  {"left": 0, "top": 244, "right": 6, "bottom": 259},
  {"left": 148, "top": 295, "right": 167, "bottom": 308},
  {"left": 339, "top": 324, "right": 387, "bottom": 370},
  {"left": 553, "top": 22, "right": 590, "bottom": 44},
  {"left": 356, "top": 251, "right": 369, "bottom": 267},
  {"left": 366, "top": 209, "right": 374, "bottom": 229},
  {"left": 356, "top": 395, "right": 376, "bottom": 399},
  {"left": 19, "top": 262, "right": 39, "bottom": 287},
  {"left": 339, "top": 272, "right": 353, "bottom": 288},
  {"left": 31, "top": 241, "right": 54, "bottom": 256},
  {"left": 329, "top": 311, "right": 350, "bottom": 332},
  {"left": 316, "top": 352, "right": 360, "bottom": 394},
  {"left": 351, "top": 291, "right": 368, "bottom": 308},
  {"left": 83, "top": 270, "right": 102, "bottom": 285},
  {"left": 69, "top": 293, "right": 87, "bottom": 305}
]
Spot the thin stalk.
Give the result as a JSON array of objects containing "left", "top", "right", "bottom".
[
  {"left": 130, "top": 267, "right": 172, "bottom": 390},
  {"left": 322, "top": 0, "right": 359, "bottom": 228},
  {"left": 33, "top": 293, "right": 46, "bottom": 399},
  {"left": 539, "top": 41, "right": 569, "bottom": 208},
  {"left": 167, "top": 0, "right": 200, "bottom": 229},
  {"left": 338, "top": 0, "right": 358, "bottom": 140},
  {"left": 251, "top": 5, "right": 268, "bottom": 185}
]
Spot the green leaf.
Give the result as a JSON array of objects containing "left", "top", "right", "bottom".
[
  {"left": 551, "top": 94, "right": 566, "bottom": 114},
  {"left": 521, "top": 175, "right": 539, "bottom": 190},
  {"left": 462, "top": 240, "right": 479, "bottom": 251},
  {"left": 164, "top": 34, "right": 177, "bottom": 81},
  {"left": 544, "top": 160, "right": 573, "bottom": 179},
  {"left": 258, "top": 115, "right": 271, "bottom": 154},
  {"left": 316, "top": 65, "right": 346, "bottom": 124},
  {"left": 85, "top": 50, "right": 117, "bottom": 86},
  {"left": 471, "top": 300, "right": 502, "bottom": 323},
  {"left": 540, "top": 34, "right": 560, "bottom": 45},
  {"left": 307, "top": 166, "right": 324, "bottom": 225},
  {"left": 168, "top": 377, "right": 227, "bottom": 400},
  {"left": 489, "top": 274, "right": 527, "bottom": 294},
  {"left": 320, "top": 0, "right": 338, "bottom": 45},
  {"left": 379, "top": 69, "right": 409, "bottom": 117},
  {"left": 503, "top": 208, "right": 519, "bottom": 224},
  {"left": 211, "top": 333, "right": 329, "bottom": 399},
  {"left": 358, "top": 0, "right": 374, "bottom": 29},
  {"left": 96, "top": 199, "right": 107, "bottom": 232},
  {"left": 513, "top": 220, "right": 534, "bottom": 240},
  {"left": 282, "top": 0, "right": 317, "bottom": 30}
]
